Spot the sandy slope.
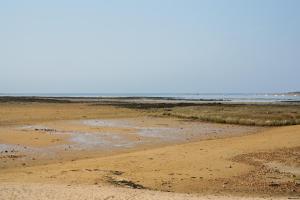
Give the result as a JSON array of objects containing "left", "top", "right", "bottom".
[{"left": 0, "top": 183, "right": 287, "bottom": 200}]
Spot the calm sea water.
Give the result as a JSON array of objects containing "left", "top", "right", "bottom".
[{"left": 0, "top": 93, "right": 300, "bottom": 102}]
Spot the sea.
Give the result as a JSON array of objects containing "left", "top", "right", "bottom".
[{"left": 0, "top": 93, "right": 300, "bottom": 103}]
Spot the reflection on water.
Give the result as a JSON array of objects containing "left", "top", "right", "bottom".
[
  {"left": 80, "top": 119, "right": 182, "bottom": 140},
  {"left": 69, "top": 132, "right": 138, "bottom": 149},
  {"left": 18, "top": 125, "right": 139, "bottom": 150},
  {"left": 81, "top": 119, "right": 131, "bottom": 128}
]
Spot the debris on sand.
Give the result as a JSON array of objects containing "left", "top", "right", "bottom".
[
  {"left": 107, "top": 176, "right": 146, "bottom": 189},
  {"left": 110, "top": 170, "right": 124, "bottom": 176},
  {"left": 34, "top": 128, "right": 57, "bottom": 132},
  {"left": 112, "top": 179, "right": 146, "bottom": 189},
  {"left": 269, "top": 182, "right": 280, "bottom": 187}
]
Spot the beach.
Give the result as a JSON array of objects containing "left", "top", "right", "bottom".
[
  {"left": 0, "top": 97, "right": 299, "bottom": 199},
  {"left": 2, "top": 0, "right": 300, "bottom": 198}
]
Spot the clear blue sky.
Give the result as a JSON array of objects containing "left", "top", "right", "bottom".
[{"left": 1, "top": 0, "right": 299, "bottom": 93}]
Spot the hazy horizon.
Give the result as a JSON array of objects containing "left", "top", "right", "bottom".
[{"left": 1, "top": 0, "right": 299, "bottom": 94}]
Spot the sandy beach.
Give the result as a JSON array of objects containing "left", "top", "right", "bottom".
[
  {"left": 0, "top": 99, "right": 299, "bottom": 199},
  {"left": 2, "top": 0, "right": 300, "bottom": 198}
]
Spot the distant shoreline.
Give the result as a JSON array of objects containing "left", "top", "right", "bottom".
[
  {"left": 286, "top": 91, "right": 300, "bottom": 95},
  {"left": 0, "top": 95, "right": 300, "bottom": 104},
  {"left": 0, "top": 92, "right": 300, "bottom": 103}
]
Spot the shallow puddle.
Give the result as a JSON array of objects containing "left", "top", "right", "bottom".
[
  {"left": 13, "top": 118, "right": 260, "bottom": 152},
  {"left": 81, "top": 119, "right": 132, "bottom": 128},
  {"left": 0, "top": 117, "right": 261, "bottom": 169},
  {"left": 17, "top": 125, "right": 139, "bottom": 150},
  {"left": 79, "top": 119, "right": 184, "bottom": 141}
]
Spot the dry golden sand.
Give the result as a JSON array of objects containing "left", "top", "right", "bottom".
[
  {"left": 0, "top": 183, "right": 288, "bottom": 200},
  {"left": 0, "top": 102, "right": 299, "bottom": 199},
  {"left": 1, "top": 126, "right": 298, "bottom": 195}
]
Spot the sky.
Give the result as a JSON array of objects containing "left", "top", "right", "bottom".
[{"left": 0, "top": 0, "right": 299, "bottom": 94}]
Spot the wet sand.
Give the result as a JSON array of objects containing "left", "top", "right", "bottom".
[
  {"left": 0, "top": 101, "right": 299, "bottom": 199},
  {"left": 0, "top": 115, "right": 261, "bottom": 170}
]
